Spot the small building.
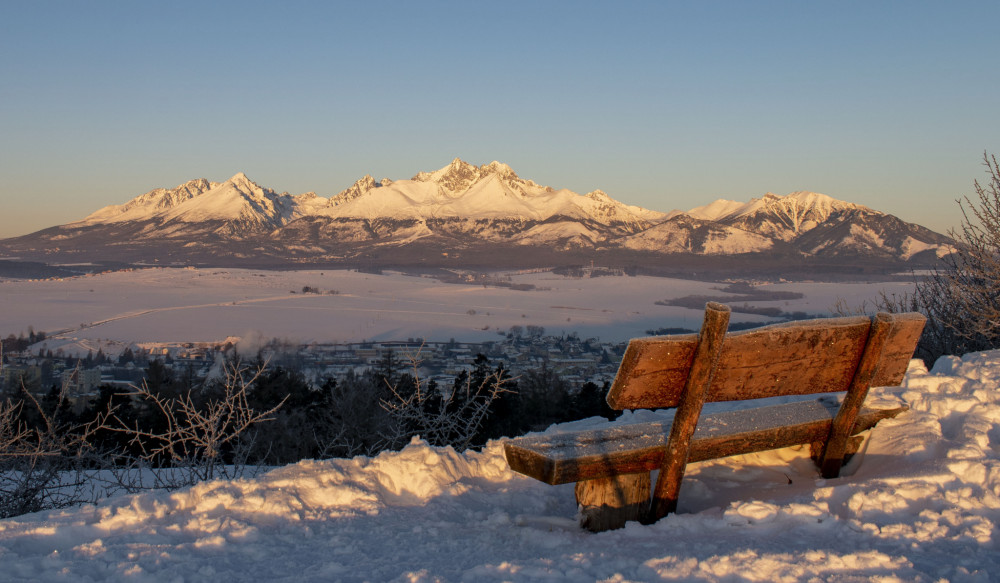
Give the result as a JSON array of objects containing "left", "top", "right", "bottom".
[{"left": 61, "top": 367, "right": 103, "bottom": 395}]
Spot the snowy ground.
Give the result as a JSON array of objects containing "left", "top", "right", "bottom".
[
  {"left": 0, "top": 268, "right": 912, "bottom": 354},
  {"left": 0, "top": 351, "right": 997, "bottom": 582}
]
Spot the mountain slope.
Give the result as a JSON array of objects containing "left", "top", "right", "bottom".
[
  {"left": 622, "top": 214, "right": 778, "bottom": 255},
  {"left": 319, "top": 158, "right": 665, "bottom": 228}
]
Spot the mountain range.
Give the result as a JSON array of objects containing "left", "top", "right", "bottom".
[{"left": 0, "top": 159, "right": 953, "bottom": 274}]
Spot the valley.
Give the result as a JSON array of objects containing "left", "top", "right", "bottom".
[{"left": 0, "top": 266, "right": 914, "bottom": 356}]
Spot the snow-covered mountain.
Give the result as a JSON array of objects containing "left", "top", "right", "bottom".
[
  {"left": 0, "top": 160, "right": 953, "bottom": 268},
  {"left": 299, "top": 158, "right": 666, "bottom": 248},
  {"left": 674, "top": 191, "right": 953, "bottom": 260},
  {"left": 622, "top": 214, "right": 778, "bottom": 255},
  {"left": 72, "top": 172, "right": 328, "bottom": 238}
]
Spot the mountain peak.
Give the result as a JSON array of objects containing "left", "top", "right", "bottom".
[
  {"left": 227, "top": 172, "right": 258, "bottom": 190},
  {"left": 481, "top": 160, "right": 515, "bottom": 176},
  {"left": 784, "top": 190, "right": 865, "bottom": 210},
  {"left": 414, "top": 158, "right": 482, "bottom": 194},
  {"left": 330, "top": 175, "right": 379, "bottom": 206}
]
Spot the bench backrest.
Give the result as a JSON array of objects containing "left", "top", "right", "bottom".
[{"left": 608, "top": 308, "right": 926, "bottom": 410}]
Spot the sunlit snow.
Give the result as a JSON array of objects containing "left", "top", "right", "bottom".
[{"left": 0, "top": 352, "right": 998, "bottom": 581}]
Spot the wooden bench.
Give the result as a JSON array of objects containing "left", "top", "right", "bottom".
[{"left": 503, "top": 302, "right": 925, "bottom": 532}]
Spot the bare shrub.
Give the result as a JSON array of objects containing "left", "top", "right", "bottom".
[
  {"left": 379, "top": 351, "right": 511, "bottom": 452},
  {"left": 109, "top": 360, "right": 284, "bottom": 490},
  {"left": 0, "top": 388, "right": 106, "bottom": 518}
]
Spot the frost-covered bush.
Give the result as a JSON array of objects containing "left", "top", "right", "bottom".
[{"left": 876, "top": 153, "right": 1000, "bottom": 363}]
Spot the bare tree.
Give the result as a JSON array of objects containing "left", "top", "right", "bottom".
[
  {"left": 861, "top": 153, "right": 1000, "bottom": 363},
  {"left": 943, "top": 153, "right": 1000, "bottom": 343}
]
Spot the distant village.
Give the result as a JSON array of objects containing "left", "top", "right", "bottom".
[{"left": 0, "top": 326, "right": 630, "bottom": 401}]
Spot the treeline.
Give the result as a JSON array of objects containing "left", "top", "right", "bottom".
[
  {"left": 1, "top": 329, "right": 47, "bottom": 354},
  {"left": 96, "top": 352, "right": 615, "bottom": 463}
]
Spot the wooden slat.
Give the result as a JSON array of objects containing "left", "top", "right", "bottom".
[
  {"left": 608, "top": 333, "right": 698, "bottom": 410},
  {"left": 607, "top": 313, "right": 924, "bottom": 410},
  {"left": 503, "top": 399, "right": 908, "bottom": 485}
]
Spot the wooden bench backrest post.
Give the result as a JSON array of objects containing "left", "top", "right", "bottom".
[{"left": 650, "top": 302, "right": 730, "bottom": 518}]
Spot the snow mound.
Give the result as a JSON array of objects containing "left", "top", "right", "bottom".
[{"left": 1, "top": 352, "right": 998, "bottom": 581}]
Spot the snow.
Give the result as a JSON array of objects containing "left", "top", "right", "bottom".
[
  {"left": 622, "top": 219, "right": 775, "bottom": 254},
  {"left": 900, "top": 236, "right": 953, "bottom": 260},
  {"left": 0, "top": 268, "right": 913, "bottom": 351},
  {"left": 730, "top": 191, "right": 863, "bottom": 225},
  {"left": 683, "top": 192, "right": 866, "bottom": 234},
  {"left": 1, "top": 351, "right": 999, "bottom": 581},
  {"left": 684, "top": 198, "right": 745, "bottom": 221},
  {"left": 76, "top": 179, "right": 215, "bottom": 224}
]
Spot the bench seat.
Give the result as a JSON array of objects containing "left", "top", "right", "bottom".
[{"left": 505, "top": 398, "right": 908, "bottom": 485}]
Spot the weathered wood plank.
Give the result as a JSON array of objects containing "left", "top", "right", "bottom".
[
  {"left": 606, "top": 313, "right": 924, "bottom": 410},
  {"left": 575, "top": 473, "right": 651, "bottom": 532},
  {"left": 607, "top": 316, "right": 871, "bottom": 409},
  {"left": 502, "top": 399, "right": 908, "bottom": 485},
  {"left": 650, "top": 301, "right": 730, "bottom": 519},
  {"left": 609, "top": 334, "right": 698, "bottom": 410}
]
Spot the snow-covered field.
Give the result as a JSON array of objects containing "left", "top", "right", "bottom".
[
  {"left": 0, "top": 351, "right": 997, "bottom": 582},
  {"left": 0, "top": 268, "right": 913, "bottom": 354}
]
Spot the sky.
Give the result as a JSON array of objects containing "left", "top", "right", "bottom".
[{"left": 1, "top": 1, "right": 998, "bottom": 239}]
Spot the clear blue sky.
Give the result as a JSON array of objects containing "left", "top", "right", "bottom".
[{"left": 1, "top": 1, "right": 997, "bottom": 238}]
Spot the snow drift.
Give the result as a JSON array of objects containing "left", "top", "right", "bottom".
[{"left": 0, "top": 351, "right": 997, "bottom": 582}]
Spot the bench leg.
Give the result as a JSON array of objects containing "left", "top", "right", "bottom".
[
  {"left": 575, "top": 472, "right": 651, "bottom": 532},
  {"left": 819, "top": 313, "right": 893, "bottom": 478},
  {"left": 812, "top": 434, "right": 865, "bottom": 471}
]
